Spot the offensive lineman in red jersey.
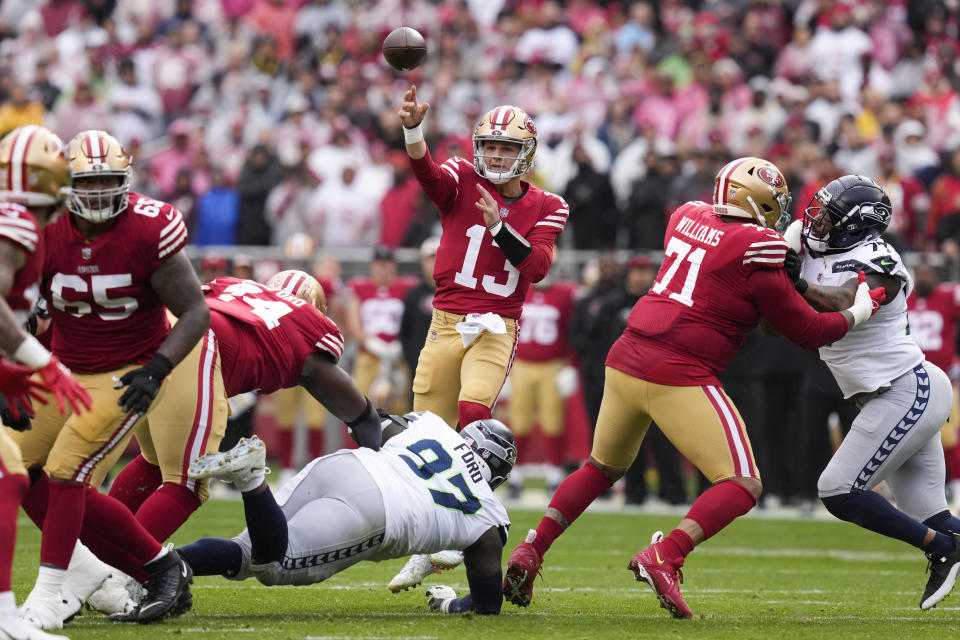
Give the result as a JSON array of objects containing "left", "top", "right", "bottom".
[
  {"left": 504, "top": 157, "right": 888, "bottom": 618},
  {"left": 101, "top": 270, "right": 385, "bottom": 580},
  {"left": 397, "top": 86, "right": 568, "bottom": 431},
  {"left": 0, "top": 126, "right": 93, "bottom": 640},
  {"left": 12, "top": 130, "right": 208, "bottom": 628},
  {"left": 907, "top": 262, "right": 960, "bottom": 502}
]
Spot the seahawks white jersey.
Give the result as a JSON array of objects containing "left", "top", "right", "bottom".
[
  {"left": 801, "top": 238, "right": 923, "bottom": 397},
  {"left": 351, "top": 411, "right": 510, "bottom": 559}
]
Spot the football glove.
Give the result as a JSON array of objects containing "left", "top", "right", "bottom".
[
  {"left": 784, "top": 249, "right": 808, "bottom": 294},
  {"left": 115, "top": 353, "right": 173, "bottom": 415},
  {"left": 847, "top": 271, "right": 886, "bottom": 328},
  {"left": 0, "top": 394, "right": 33, "bottom": 431},
  {"left": 37, "top": 357, "right": 92, "bottom": 416},
  {"left": 0, "top": 359, "right": 47, "bottom": 430},
  {"left": 426, "top": 585, "right": 457, "bottom": 613}
]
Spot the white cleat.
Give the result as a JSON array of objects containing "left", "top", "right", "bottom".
[
  {"left": 85, "top": 573, "right": 139, "bottom": 615},
  {"left": 388, "top": 550, "right": 464, "bottom": 593},
  {"left": 188, "top": 436, "right": 271, "bottom": 490},
  {"left": 17, "top": 592, "right": 64, "bottom": 632},
  {"left": 60, "top": 543, "right": 111, "bottom": 622},
  {"left": 0, "top": 614, "right": 68, "bottom": 640}
]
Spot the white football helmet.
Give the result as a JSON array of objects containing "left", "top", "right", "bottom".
[{"left": 265, "top": 269, "right": 327, "bottom": 315}]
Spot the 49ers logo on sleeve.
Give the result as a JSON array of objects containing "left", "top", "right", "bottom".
[{"left": 758, "top": 167, "right": 784, "bottom": 188}]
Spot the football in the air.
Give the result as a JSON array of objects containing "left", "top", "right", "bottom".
[{"left": 382, "top": 27, "right": 427, "bottom": 71}]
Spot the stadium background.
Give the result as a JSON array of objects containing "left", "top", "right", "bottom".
[{"left": 3, "top": 0, "right": 960, "bottom": 507}]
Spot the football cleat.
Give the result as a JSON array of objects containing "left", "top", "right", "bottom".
[
  {"left": 0, "top": 614, "right": 68, "bottom": 640},
  {"left": 17, "top": 590, "right": 64, "bottom": 631},
  {"left": 628, "top": 531, "right": 692, "bottom": 619},
  {"left": 921, "top": 532, "right": 960, "bottom": 610},
  {"left": 131, "top": 548, "right": 192, "bottom": 624},
  {"left": 388, "top": 551, "right": 462, "bottom": 593},
  {"left": 60, "top": 542, "right": 112, "bottom": 622},
  {"left": 85, "top": 572, "right": 140, "bottom": 615},
  {"left": 503, "top": 529, "right": 543, "bottom": 607},
  {"left": 188, "top": 436, "right": 270, "bottom": 491}
]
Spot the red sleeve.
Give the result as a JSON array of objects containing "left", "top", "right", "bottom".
[
  {"left": 515, "top": 227, "right": 559, "bottom": 283},
  {"left": 409, "top": 148, "right": 467, "bottom": 215},
  {"left": 747, "top": 268, "right": 849, "bottom": 349}
]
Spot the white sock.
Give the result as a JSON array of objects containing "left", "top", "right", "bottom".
[
  {"left": 0, "top": 591, "right": 15, "bottom": 616},
  {"left": 147, "top": 547, "right": 169, "bottom": 565},
  {"left": 33, "top": 566, "right": 66, "bottom": 598},
  {"left": 239, "top": 470, "right": 265, "bottom": 493}
]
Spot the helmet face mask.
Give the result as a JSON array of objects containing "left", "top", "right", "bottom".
[
  {"left": 712, "top": 157, "right": 792, "bottom": 231},
  {"left": 802, "top": 175, "right": 892, "bottom": 254},
  {"left": 0, "top": 125, "right": 69, "bottom": 208},
  {"left": 460, "top": 419, "right": 517, "bottom": 490},
  {"left": 473, "top": 106, "right": 537, "bottom": 184},
  {"left": 65, "top": 130, "right": 132, "bottom": 223}
]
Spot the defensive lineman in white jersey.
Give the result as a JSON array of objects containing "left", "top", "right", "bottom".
[
  {"left": 177, "top": 411, "right": 514, "bottom": 615},
  {"left": 783, "top": 175, "right": 960, "bottom": 611}
]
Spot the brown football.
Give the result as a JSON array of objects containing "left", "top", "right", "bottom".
[{"left": 382, "top": 27, "right": 427, "bottom": 71}]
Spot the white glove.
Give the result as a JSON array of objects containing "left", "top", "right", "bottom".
[
  {"left": 455, "top": 312, "right": 506, "bottom": 348},
  {"left": 782, "top": 219, "right": 803, "bottom": 253},
  {"left": 846, "top": 271, "right": 885, "bottom": 328},
  {"left": 555, "top": 365, "right": 578, "bottom": 398},
  {"left": 364, "top": 336, "right": 401, "bottom": 360},
  {"left": 426, "top": 585, "right": 457, "bottom": 613}
]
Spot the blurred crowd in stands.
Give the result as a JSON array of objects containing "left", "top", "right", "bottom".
[{"left": 0, "top": 0, "right": 959, "bottom": 259}]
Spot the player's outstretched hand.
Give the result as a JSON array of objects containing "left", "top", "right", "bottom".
[
  {"left": 475, "top": 184, "right": 500, "bottom": 228},
  {"left": 0, "top": 359, "right": 47, "bottom": 430},
  {"left": 847, "top": 271, "right": 886, "bottom": 328},
  {"left": 37, "top": 357, "right": 92, "bottom": 415},
  {"left": 426, "top": 585, "right": 457, "bottom": 613},
  {"left": 399, "top": 85, "right": 429, "bottom": 129},
  {"left": 115, "top": 354, "right": 172, "bottom": 415}
]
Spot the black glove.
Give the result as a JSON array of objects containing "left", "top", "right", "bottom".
[
  {"left": 784, "top": 249, "right": 808, "bottom": 295},
  {"left": 0, "top": 394, "right": 33, "bottom": 431},
  {"left": 346, "top": 398, "right": 382, "bottom": 451},
  {"left": 115, "top": 353, "right": 173, "bottom": 415}
]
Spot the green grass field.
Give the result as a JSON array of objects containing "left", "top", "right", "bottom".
[{"left": 11, "top": 500, "right": 960, "bottom": 639}]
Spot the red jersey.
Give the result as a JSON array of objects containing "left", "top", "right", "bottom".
[
  {"left": 42, "top": 191, "right": 187, "bottom": 373},
  {"left": 0, "top": 202, "right": 42, "bottom": 322},
  {"left": 907, "top": 284, "right": 960, "bottom": 371},
  {"left": 516, "top": 281, "right": 577, "bottom": 362},
  {"left": 410, "top": 150, "right": 567, "bottom": 319},
  {"left": 349, "top": 276, "right": 417, "bottom": 348},
  {"left": 205, "top": 277, "right": 344, "bottom": 396},
  {"left": 606, "top": 201, "right": 849, "bottom": 385}
]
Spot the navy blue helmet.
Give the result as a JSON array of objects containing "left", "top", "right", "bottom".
[
  {"left": 802, "top": 174, "right": 892, "bottom": 254},
  {"left": 460, "top": 419, "right": 517, "bottom": 490}
]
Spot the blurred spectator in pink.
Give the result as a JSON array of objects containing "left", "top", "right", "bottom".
[
  {"left": 51, "top": 79, "right": 110, "bottom": 141},
  {"left": 866, "top": 0, "right": 913, "bottom": 72},
  {"left": 108, "top": 57, "right": 162, "bottom": 148},
  {"left": 361, "top": 0, "right": 439, "bottom": 38},
  {"left": 41, "top": 0, "right": 87, "bottom": 37},
  {"left": 222, "top": 0, "right": 259, "bottom": 20},
  {"left": 264, "top": 163, "right": 318, "bottom": 249},
  {"left": 774, "top": 26, "right": 814, "bottom": 83},
  {"left": 310, "top": 165, "right": 381, "bottom": 247},
  {"left": 564, "top": 0, "right": 609, "bottom": 38},
  {"left": 632, "top": 71, "right": 682, "bottom": 141},
  {"left": 908, "top": 67, "right": 960, "bottom": 153},
  {"left": 0, "top": 84, "right": 45, "bottom": 136},
  {"left": 926, "top": 148, "right": 960, "bottom": 249},
  {"left": 236, "top": 143, "right": 283, "bottom": 245},
  {"left": 379, "top": 151, "right": 422, "bottom": 249},
  {"left": 246, "top": 0, "right": 297, "bottom": 61},
  {"left": 876, "top": 148, "right": 929, "bottom": 251},
  {"left": 149, "top": 119, "right": 201, "bottom": 196},
  {"left": 728, "top": 76, "right": 786, "bottom": 155},
  {"left": 153, "top": 23, "right": 204, "bottom": 116}
]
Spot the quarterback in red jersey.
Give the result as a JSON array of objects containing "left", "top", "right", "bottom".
[
  {"left": 398, "top": 85, "right": 567, "bottom": 430},
  {"left": 907, "top": 262, "right": 960, "bottom": 500},
  {"left": 504, "top": 157, "right": 886, "bottom": 618},
  {"left": 105, "top": 270, "right": 384, "bottom": 560},
  {"left": 0, "top": 125, "right": 92, "bottom": 640},
  {"left": 13, "top": 130, "right": 207, "bottom": 628},
  {"left": 508, "top": 277, "right": 578, "bottom": 493},
  {"left": 344, "top": 247, "right": 417, "bottom": 415}
]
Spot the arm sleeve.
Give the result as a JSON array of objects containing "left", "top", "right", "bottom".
[
  {"left": 747, "top": 268, "right": 849, "bottom": 349},
  {"left": 512, "top": 224, "right": 560, "bottom": 283},
  {"left": 408, "top": 148, "right": 463, "bottom": 215}
]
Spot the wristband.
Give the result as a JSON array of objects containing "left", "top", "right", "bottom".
[
  {"left": 13, "top": 334, "right": 52, "bottom": 369},
  {"left": 487, "top": 220, "right": 503, "bottom": 236},
  {"left": 144, "top": 353, "right": 174, "bottom": 380},
  {"left": 346, "top": 397, "right": 374, "bottom": 428},
  {"left": 403, "top": 123, "right": 424, "bottom": 145}
]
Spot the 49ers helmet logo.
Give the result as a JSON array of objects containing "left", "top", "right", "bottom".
[
  {"left": 524, "top": 116, "right": 537, "bottom": 135},
  {"left": 758, "top": 166, "right": 784, "bottom": 188}
]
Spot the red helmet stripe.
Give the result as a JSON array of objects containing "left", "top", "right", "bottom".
[
  {"left": 9, "top": 125, "right": 38, "bottom": 193},
  {"left": 715, "top": 157, "right": 752, "bottom": 206},
  {"left": 281, "top": 272, "right": 306, "bottom": 295}
]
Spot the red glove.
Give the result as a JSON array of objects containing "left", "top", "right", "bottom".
[
  {"left": 0, "top": 360, "right": 48, "bottom": 419},
  {"left": 857, "top": 271, "right": 887, "bottom": 316},
  {"left": 37, "top": 357, "right": 92, "bottom": 415}
]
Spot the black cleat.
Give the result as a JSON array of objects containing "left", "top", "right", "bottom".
[
  {"left": 136, "top": 549, "right": 193, "bottom": 623},
  {"left": 921, "top": 532, "right": 960, "bottom": 610}
]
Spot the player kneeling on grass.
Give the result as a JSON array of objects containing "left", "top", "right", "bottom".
[{"left": 179, "top": 410, "right": 515, "bottom": 615}]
